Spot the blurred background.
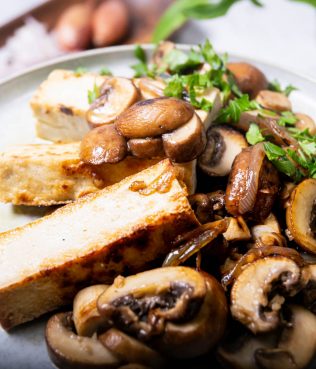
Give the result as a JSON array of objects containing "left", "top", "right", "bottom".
[{"left": 0, "top": 0, "right": 315, "bottom": 79}]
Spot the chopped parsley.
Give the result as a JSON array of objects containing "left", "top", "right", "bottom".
[
  {"left": 87, "top": 83, "right": 101, "bottom": 104},
  {"left": 216, "top": 95, "right": 260, "bottom": 123},
  {"left": 246, "top": 123, "right": 265, "bottom": 145},
  {"left": 74, "top": 67, "right": 87, "bottom": 76},
  {"left": 268, "top": 79, "right": 298, "bottom": 97},
  {"left": 100, "top": 67, "right": 112, "bottom": 76},
  {"left": 131, "top": 45, "right": 156, "bottom": 78},
  {"left": 277, "top": 111, "right": 297, "bottom": 126}
]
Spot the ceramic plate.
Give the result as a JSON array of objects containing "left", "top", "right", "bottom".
[{"left": 0, "top": 45, "right": 316, "bottom": 369}]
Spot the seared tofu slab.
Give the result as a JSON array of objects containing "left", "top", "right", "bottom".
[
  {"left": 0, "top": 143, "right": 196, "bottom": 206},
  {"left": 30, "top": 70, "right": 107, "bottom": 142},
  {"left": 0, "top": 160, "right": 198, "bottom": 330}
]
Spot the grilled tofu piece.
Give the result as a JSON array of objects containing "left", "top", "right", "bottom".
[
  {"left": 0, "top": 160, "right": 198, "bottom": 330},
  {"left": 30, "top": 70, "right": 107, "bottom": 142},
  {"left": 0, "top": 143, "right": 196, "bottom": 206}
]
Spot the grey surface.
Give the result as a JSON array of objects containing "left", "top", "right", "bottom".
[{"left": 0, "top": 45, "right": 316, "bottom": 369}]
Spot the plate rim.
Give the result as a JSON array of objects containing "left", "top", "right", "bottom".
[{"left": 1, "top": 43, "right": 316, "bottom": 87}]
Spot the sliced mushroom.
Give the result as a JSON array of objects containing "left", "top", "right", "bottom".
[
  {"left": 302, "top": 264, "right": 316, "bottom": 313},
  {"left": 127, "top": 137, "right": 165, "bottom": 159},
  {"left": 225, "top": 143, "right": 280, "bottom": 222},
  {"left": 188, "top": 191, "right": 226, "bottom": 224},
  {"left": 162, "top": 113, "right": 206, "bottom": 163},
  {"left": 73, "top": 285, "right": 109, "bottom": 337},
  {"left": 99, "top": 328, "right": 165, "bottom": 369},
  {"left": 151, "top": 41, "right": 175, "bottom": 69},
  {"left": 227, "top": 62, "right": 268, "bottom": 98},
  {"left": 80, "top": 124, "right": 127, "bottom": 164},
  {"left": 286, "top": 178, "right": 316, "bottom": 254},
  {"left": 97, "top": 267, "right": 227, "bottom": 358},
  {"left": 230, "top": 256, "right": 304, "bottom": 333},
  {"left": 194, "top": 87, "right": 223, "bottom": 130},
  {"left": 86, "top": 78, "right": 139, "bottom": 127},
  {"left": 251, "top": 213, "right": 283, "bottom": 247},
  {"left": 223, "top": 217, "right": 251, "bottom": 242},
  {"left": 255, "top": 305, "right": 316, "bottom": 369},
  {"left": 137, "top": 78, "right": 166, "bottom": 100},
  {"left": 198, "top": 125, "right": 248, "bottom": 177},
  {"left": 116, "top": 97, "right": 194, "bottom": 138},
  {"left": 295, "top": 113, "right": 316, "bottom": 135},
  {"left": 256, "top": 90, "right": 292, "bottom": 112},
  {"left": 46, "top": 312, "right": 121, "bottom": 369},
  {"left": 280, "top": 182, "right": 296, "bottom": 209}
]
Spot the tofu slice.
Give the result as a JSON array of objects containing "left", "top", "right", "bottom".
[
  {"left": 30, "top": 70, "right": 107, "bottom": 142},
  {"left": 0, "top": 160, "right": 198, "bottom": 330},
  {"left": 0, "top": 143, "right": 196, "bottom": 206}
]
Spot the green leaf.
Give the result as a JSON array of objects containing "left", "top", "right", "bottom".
[
  {"left": 300, "top": 141, "right": 316, "bottom": 156},
  {"left": 74, "top": 67, "right": 87, "bottom": 76},
  {"left": 134, "top": 45, "right": 147, "bottom": 63},
  {"left": 182, "top": 0, "right": 239, "bottom": 20},
  {"left": 164, "top": 48, "right": 202, "bottom": 73},
  {"left": 217, "top": 94, "right": 260, "bottom": 123},
  {"left": 250, "top": 0, "right": 264, "bottom": 6},
  {"left": 246, "top": 123, "right": 265, "bottom": 145},
  {"left": 268, "top": 79, "right": 298, "bottom": 97},
  {"left": 99, "top": 67, "right": 112, "bottom": 76},
  {"left": 277, "top": 111, "right": 297, "bottom": 126},
  {"left": 290, "top": 0, "right": 316, "bottom": 7},
  {"left": 263, "top": 142, "right": 285, "bottom": 160},
  {"left": 87, "top": 83, "right": 101, "bottom": 104},
  {"left": 164, "top": 75, "right": 184, "bottom": 98}
]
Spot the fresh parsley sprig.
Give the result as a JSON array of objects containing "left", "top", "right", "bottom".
[
  {"left": 268, "top": 79, "right": 298, "bottom": 97},
  {"left": 216, "top": 95, "right": 260, "bottom": 123},
  {"left": 87, "top": 83, "right": 101, "bottom": 104},
  {"left": 131, "top": 45, "right": 157, "bottom": 78}
]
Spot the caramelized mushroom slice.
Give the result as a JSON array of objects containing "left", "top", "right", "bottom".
[
  {"left": 227, "top": 62, "right": 268, "bottom": 98},
  {"left": 151, "top": 41, "right": 175, "bottom": 69},
  {"left": 97, "top": 267, "right": 227, "bottom": 358},
  {"left": 127, "top": 137, "right": 165, "bottom": 159},
  {"left": 137, "top": 78, "right": 166, "bottom": 100},
  {"left": 80, "top": 124, "right": 127, "bottom": 164},
  {"left": 255, "top": 305, "right": 316, "bottom": 369},
  {"left": 116, "top": 97, "right": 194, "bottom": 138},
  {"left": 225, "top": 143, "right": 280, "bottom": 221},
  {"left": 286, "top": 179, "right": 316, "bottom": 254},
  {"left": 194, "top": 87, "right": 223, "bottom": 130},
  {"left": 198, "top": 125, "right": 248, "bottom": 176},
  {"left": 162, "top": 113, "right": 206, "bottom": 163},
  {"left": 73, "top": 285, "right": 109, "bottom": 337},
  {"left": 256, "top": 90, "right": 292, "bottom": 112},
  {"left": 230, "top": 256, "right": 304, "bottom": 333},
  {"left": 223, "top": 217, "right": 251, "bottom": 242},
  {"left": 99, "top": 328, "right": 165, "bottom": 369},
  {"left": 86, "top": 77, "right": 139, "bottom": 127},
  {"left": 251, "top": 213, "right": 283, "bottom": 247},
  {"left": 295, "top": 113, "right": 316, "bottom": 135},
  {"left": 46, "top": 313, "right": 120, "bottom": 369}
]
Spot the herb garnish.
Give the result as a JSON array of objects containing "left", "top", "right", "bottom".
[
  {"left": 216, "top": 95, "right": 259, "bottom": 123},
  {"left": 74, "top": 67, "right": 87, "bottom": 76},
  {"left": 87, "top": 83, "right": 101, "bottom": 104},
  {"left": 100, "top": 67, "right": 112, "bottom": 76},
  {"left": 246, "top": 123, "right": 265, "bottom": 145},
  {"left": 268, "top": 79, "right": 298, "bottom": 97},
  {"left": 131, "top": 45, "right": 156, "bottom": 78}
]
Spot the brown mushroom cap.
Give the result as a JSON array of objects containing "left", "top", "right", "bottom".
[
  {"left": 251, "top": 213, "right": 282, "bottom": 247},
  {"left": 73, "top": 285, "right": 110, "bottom": 337},
  {"left": 225, "top": 143, "right": 280, "bottom": 222},
  {"left": 115, "top": 97, "right": 194, "bottom": 138},
  {"left": 198, "top": 125, "right": 248, "bottom": 177},
  {"left": 227, "top": 62, "right": 268, "bottom": 98},
  {"left": 230, "top": 256, "right": 304, "bottom": 334},
  {"left": 86, "top": 77, "right": 139, "bottom": 128},
  {"left": 162, "top": 113, "right": 206, "bottom": 163},
  {"left": 80, "top": 124, "right": 127, "bottom": 164},
  {"left": 127, "top": 137, "right": 165, "bottom": 159},
  {"left": 99, "top": 328, "right": 165, "bottom": 369},
  {"left": 45, "top": 312, "right": 120, "bottom": 369},
  {"left": 256, "top": 90, "right": 292, "bottom": 112},
  {"left": 97, "top": 267, "right": 227, "bottom": 358},
  {"left": 295, "top": 113, "right": 316, "bottom": 135},
  {"left": 286, "top": 178, "right": 316, "bottom": 254}
]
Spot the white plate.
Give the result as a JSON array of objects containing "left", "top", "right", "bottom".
[{"left": 0, "top": 45, "right": 316, "bottom": 368}]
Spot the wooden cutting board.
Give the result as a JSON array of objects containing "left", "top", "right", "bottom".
[{"left": 0, "top": 0, "right": 173, "bottom": 47}]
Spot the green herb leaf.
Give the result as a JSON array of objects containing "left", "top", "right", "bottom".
[
  {"left": 182, "top": 0, "right": 239, "bottom": 20},
  {"left": 299, "top": 140, "right": 316, "bottom": 156},
  {"left": 290, "top": 0, "right": 316, "bottom": 7},
  {"left": 131, "top": 45, "right": 156, "bottom": 77},
  {"left": 134, "top": 45, "right": 147, "bottom": 63},
  {"left": 217, "top": 94, "right": 260, "bottom": 123},
  {"left": 164, "top": 48, "right": 202, "bottom": 73},
  {"left": 250, "top": 0, "right": 264, "bottom": 6},
  {"left": 87, "top": 83, "right": 101, "bottom": 104},
  {"left": 74, "top": 67, "right": 87, "bottom": 76},
  {"left": 268, "top": 79, "right": 298, "bottom": 96},
  {"left": 263, "top": 142, "right": 286, "bottom": 160},
  {"left": 277, "top": 111, "right": 297, "bottom": 126},
  {"left": 99, "top": 67, "right": 112, "bottom": 76},
  {"left": 246, "top": 123, "right": 265, "bottom": 145},
  {"left": 164, "top": 75, "right": 184, "bottom": 98}
]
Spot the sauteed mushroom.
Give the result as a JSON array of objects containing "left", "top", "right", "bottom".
[
  {"left": 115, "top": 97, "right": 194, "bottom": 138},
  {"left": 99, "top": 328, "right": 165, "bottom": 369},
  {"left": 223, "top": 217, "right": 251, "bottom": 242},
  {"left": 151, "top": 41, "right": 175, "bottom": 70},
  {"left": 225, "top": 143, "right": 280, "bottom": 221},
  {"left": 80, "top": 124, "right": 127, "bottom": 164},
  {"left": 198, "top": 126, "right": 248, "bottom": 177},
  {"left": 256, "top": 90, "right": 292, "bottom": 112},
  {"left": 255, "top": 305, "right": 316, "bottom": 369},
  {"left": 162, "top": 113, "right": 206, "bottom": 163},
  {"left": 227, "top": 62, "right": 268, "bottom": 98},
  {"left": 136, "top": 78, "right": 166, "bottom": 100},
  {"left": 195, "top": 88, "right": 222, "bottom": 130},
  {"left": 46, "top": 312, "right": 120, "bottom": 369},
  {"left": 86, "top": 78, "right": 138, "bottom": 127},
  {"left": 286, "top": 178, "right": 316, "bottom": 254},
  {"left": 230, "top": 256, "right": 304, "bottom": 333},
  {"left": 127, "top": 138, "right": 165, "bottom": 159},
  {"left": 251, "top": 213, "right": 283, "bottom": 247},
  {"left": 302, "top": 264, "right": 316, "bottom": 313},
  {"left": 73, "top": 285, "right": 109, "bottom": 337},
  {"left": 97, "top": 267, "right": 227, "bottom": 358},
  {"left": 295, "top": 113, "right": 316, "bottom": 135}
]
